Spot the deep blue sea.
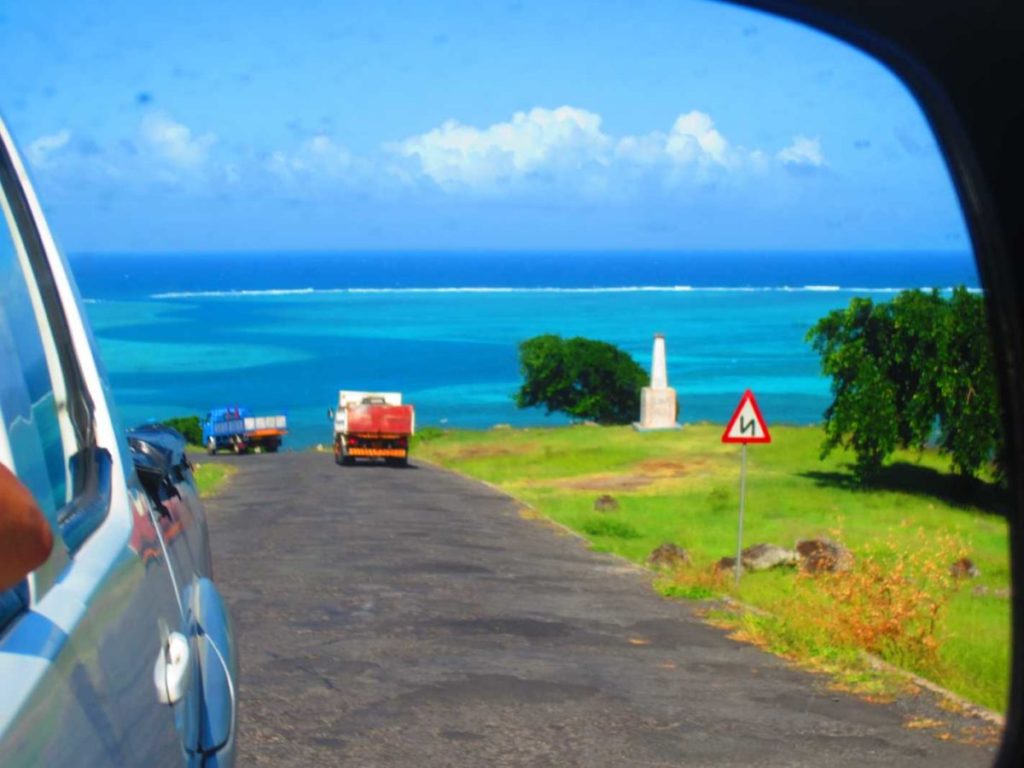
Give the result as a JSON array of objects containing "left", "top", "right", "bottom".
[{"left": 71, "top": 251, "right": 980, "bottom": 448}]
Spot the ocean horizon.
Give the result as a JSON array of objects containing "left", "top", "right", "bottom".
[{"left": 71, "top": 250, "right": 980, "bottom": 448}]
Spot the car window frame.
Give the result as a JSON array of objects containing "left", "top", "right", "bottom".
[{"left": 0, "top": 132, "right": 111, "bottom": 605}]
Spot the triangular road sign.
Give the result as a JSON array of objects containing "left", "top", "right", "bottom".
[{"left": 722, "top": 390, "right": 771, "bottom": 444}]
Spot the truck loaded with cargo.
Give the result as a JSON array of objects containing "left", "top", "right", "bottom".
[
  {"left": 203, "top": 406, "right": 288, "bottom": 454},
  {"left": 330, "top": 391, "right": 415, "bottom": 466}
]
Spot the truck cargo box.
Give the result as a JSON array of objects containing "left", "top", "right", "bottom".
[
  {"left": 243, "top": 415, "right": 288, "bottom": 435},
  {"left": 345, "top": 404, "right": 415, "bottom": 436}
]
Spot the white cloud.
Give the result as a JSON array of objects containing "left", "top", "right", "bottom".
[
  {"left": 394, "top": 106, "right": 611, "bottom": 189},
  {"left": 664, "top": 111, "right": 731, "bottom": 166},
  {"left": 776, "top": 135, "right": 825, "bottom": 169},
  {"left": 141, "top": 114, "right": 216, "bottom": 169},
  {"left": 26, "top": 130, "right": 72, "bottom": 167},
  {"left": 395, "top": 106, "right": 785, "bottom": 191},
  {"left": 24, "top": 107, "right": 825, "bottom": 203},
  {"left": 269, "top": 135, "right": 355, "bottom": 181}
]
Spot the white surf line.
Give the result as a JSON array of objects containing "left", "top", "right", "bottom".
[{"left": 146, "top": 285, "right": 981, "bottom": 299}]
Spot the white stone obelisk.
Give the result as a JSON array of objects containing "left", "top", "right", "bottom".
[{"left": 635, "top": 333, "right": 680, "bottom": 430}]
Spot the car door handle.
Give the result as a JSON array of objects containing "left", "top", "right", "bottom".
[{"left": 153, "top": 631, "right": 191, "bottom": 705}]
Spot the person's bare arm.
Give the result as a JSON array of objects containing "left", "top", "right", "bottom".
[{"left": 0, "top": 463, "right": 54, "bottom": 591}]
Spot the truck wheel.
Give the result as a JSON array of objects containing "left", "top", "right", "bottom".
[
  {"left": 207, "top": 437, "right": 217, "bottom": 455},
  {"left": 336, "top": 439, "right": 354, "bottom": 466},
  {"left": 266, "top": 442, "right": 279, "bottom": 453}
]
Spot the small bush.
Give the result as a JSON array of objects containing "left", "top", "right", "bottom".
[
  {"left": 707, "top": 486, "right": 731, "bottom": 510},
  {"left": 580, "top": 516, "right": 640, "bottom": 539},
  {"left": 160, "top": 415, "right": 203, "bottom": 445}
]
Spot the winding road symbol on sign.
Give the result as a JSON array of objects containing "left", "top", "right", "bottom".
[{"left": 721, "top": 389, "right": 771, "bottom": 444}]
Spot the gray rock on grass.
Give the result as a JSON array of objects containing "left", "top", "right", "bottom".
[
  {"left": 711, "top": 544, "right": 798, "bottom": 574},
  {"left": 741, "top": 543, "right": 799, "bottom": 572},
  {"left": 796, "top": 538, "right": 854, "bottom": 573}
]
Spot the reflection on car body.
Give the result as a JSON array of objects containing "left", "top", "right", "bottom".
[{"left": 0, "top": 116, "right": 237, "bottom": 765}]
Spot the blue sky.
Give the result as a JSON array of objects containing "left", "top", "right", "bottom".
[{"left": 0, "top": 0, "right": 968, "bottom": 253}]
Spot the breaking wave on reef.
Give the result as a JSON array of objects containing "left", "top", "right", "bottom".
[{"left": 144, "top": 285, "right": 978, "bottom": 300}]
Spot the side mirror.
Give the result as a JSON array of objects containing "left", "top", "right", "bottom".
[
  {"left": 327, "top": 408, "right": 334, "bottom": 421},
  {"left": 0, "top": 463, "right": 55, "bottom": 591}
]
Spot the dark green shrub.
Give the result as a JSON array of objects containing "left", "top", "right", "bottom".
[
  {"left": 160, "top": 415, "right": 203, "bottom": 445},
  {"left": 580, "top": 516, "right": 641, "bottom": 539}
]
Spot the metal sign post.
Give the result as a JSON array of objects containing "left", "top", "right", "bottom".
[
  {"left": 721, "top": 390, "right": 771, "bottom": 588},
  {"left": 735, "top": 443, "right": 747, "bottom": 587}
]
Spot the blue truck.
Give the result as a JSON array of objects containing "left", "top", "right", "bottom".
[{"left": 202, "top": 406, "right": 288, "bottom": 454}]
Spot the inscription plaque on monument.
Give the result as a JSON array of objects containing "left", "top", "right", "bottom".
[{"left": 635, "top": 333, "right": 681, "bottom": 430}]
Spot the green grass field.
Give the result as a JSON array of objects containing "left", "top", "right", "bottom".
[
  {"left": 192, "top": 460, "right": 237, "bottom": 497},
  {"left": 415, "top": 423, "right": 1010, "bottom": 712}
]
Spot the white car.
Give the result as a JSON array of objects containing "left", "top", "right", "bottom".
[{"left": 0, "top": 115, "right": 237, "bottom": 766}]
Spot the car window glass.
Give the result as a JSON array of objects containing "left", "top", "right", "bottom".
[{"left": 0, "top": 191, "right": 69, "bottom": 521}]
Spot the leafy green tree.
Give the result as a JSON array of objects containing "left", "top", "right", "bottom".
[
  {"left": 515, "top": 335, "right": 648, "bottom": 424},
  {"left": 808, "top": 288, "right": 1002, "bottom": 482},
  {"left": 808, "top": 298, "right": 900, "bottom": 480},
  {"left": 937, "top": 288, "right": 1001, "bottom": 477},
  {"left": 883, "top": 290, "right": 946, "bottom": 450}
]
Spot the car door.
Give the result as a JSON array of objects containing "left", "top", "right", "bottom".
[
  {"left": 127, "top": 423, "right": 238, "bottom": 762},
  {"left": 0, "top": 121, "right": 201, "bottom": 765}
]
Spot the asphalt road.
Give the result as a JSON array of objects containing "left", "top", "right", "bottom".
[{"left": 203, "top": 452, "right": 997, "bottom": 766}]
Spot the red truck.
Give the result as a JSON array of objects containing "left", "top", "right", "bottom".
[{"left": 330, "top": 391, "right": 415, "bottom": 466}]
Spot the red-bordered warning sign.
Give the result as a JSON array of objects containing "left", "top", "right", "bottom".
[{"left": 722, "top": 389, "right": 771, "bottom": 444}]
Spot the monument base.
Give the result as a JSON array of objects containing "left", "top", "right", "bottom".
[
  {"left": 632, "top": 422, "right": 682, "bottom": 432},
  {"left": 634, "top": 386, "right": 680, "bottom": 431}
]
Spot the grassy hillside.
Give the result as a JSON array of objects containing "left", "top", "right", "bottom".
[{"left": 415, "top": 423, "right": 1010, "bottom": 712}]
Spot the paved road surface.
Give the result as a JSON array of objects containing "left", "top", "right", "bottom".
[{"left": 203, "top": 452, "right": 996, "bottom": 766}]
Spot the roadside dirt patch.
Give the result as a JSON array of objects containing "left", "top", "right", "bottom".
[
  {"left": 449, "top": 442, "right": 540, "bottom": 461},
  {"left": 552, "top": 458, "right": 708, "bottom": 491},
  {"left": 635, "top": 458, "right": 706, "bottom": 474},
  {"left": 557, "top": 474, "right": 655, "bottom": 491}
]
